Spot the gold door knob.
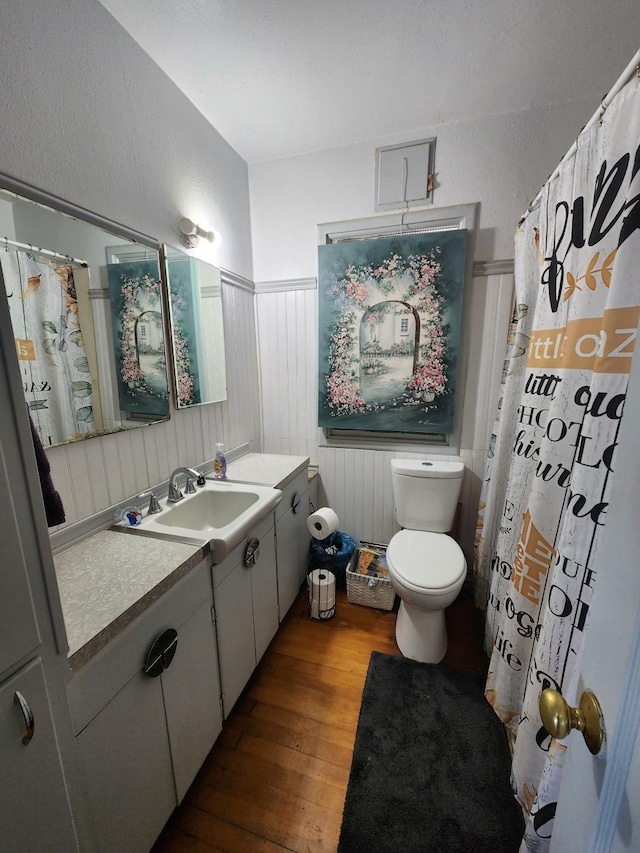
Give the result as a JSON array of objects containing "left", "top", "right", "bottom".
[{"left": 539, "top": 688, "right": 605, "bottom": 755}]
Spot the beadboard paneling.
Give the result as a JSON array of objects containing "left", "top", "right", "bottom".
[
  {"left": 255, "top": 271, "right": 514, "bottom": 561},
  {"left": 48, "top": 281, "right": 261, "bottom": 529},
  {"left": 256, "top": 287, "right": 319, "bottom": 464},
  {"left": 50, "top": 265, "right": 511, "bottom": 558},
  {"left": 460, "top": 271, "right": 515, "bottom": 452}
]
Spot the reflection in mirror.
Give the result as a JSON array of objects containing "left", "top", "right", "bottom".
[
  {"left": 0, "top": 183, "right": 170, "bottom": 448},
  {"left": 106, "top": 245, "right": 169, "bottom": 419},
  {"left": 163, "top": 246, "right": 227, "bottom": 408}
]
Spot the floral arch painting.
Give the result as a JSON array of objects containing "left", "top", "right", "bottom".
[{"left": 318, "top": 231, "right": 468, "bottom": 433}]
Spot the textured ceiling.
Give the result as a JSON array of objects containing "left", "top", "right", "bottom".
[{"left": 99, "top": 0, "right": 640, "bottom": 164}]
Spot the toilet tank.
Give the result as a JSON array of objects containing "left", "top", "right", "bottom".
[{"left": 391, "top": 459, "right": 464, "bottom": 532}]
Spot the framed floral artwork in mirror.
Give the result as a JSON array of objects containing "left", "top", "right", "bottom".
[
  {"left": 107, "top": 247, "right": 169, "bottom": 418},
  {"left": 162, "top": 246, "right": 227, "bottom": 408}
]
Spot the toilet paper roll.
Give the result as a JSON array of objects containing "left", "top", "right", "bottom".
[
  {"left": 307, "top": 506, "right": 340, "bottom": 540},
  {"left": 307, "top": 569, "right": 336, "bottom": 620}
]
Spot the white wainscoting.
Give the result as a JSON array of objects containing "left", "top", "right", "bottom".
[
  {"left": 50, "top": 263, "right": 513, "bottom": 562},
  {"left": 47, "top": 280, "right": 262, "bottom": 528},
  {"left": 256, "top": 268, "right": 514, "bottom": 564},
  {"left": 256, "top": 284, "right": 319, "bottom": 464}
]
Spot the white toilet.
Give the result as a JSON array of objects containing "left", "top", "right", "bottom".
[{"left": 386, "top": 459, "right": 466, "bottom": 664}]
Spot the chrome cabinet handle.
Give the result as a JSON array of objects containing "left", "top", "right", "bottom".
[
  {"left": 143, "top": 628, "right": 179, "bottom": 677},
  {"left": 291, "top": 492, "right": 303, "bottom": 514},
  {"left": 14, "top": 691, "right": 34, "bottom": 745},
  {"left": 244, "top": 537, "right": 260, "bottom": 567}
]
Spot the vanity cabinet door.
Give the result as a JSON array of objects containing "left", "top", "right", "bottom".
[
  {"left": 275, "top": 469, "right": 310, "bottom": 621},
  {"left": 276, "top": 487, "right": 310, "bottom": 620},
  {"left": 70, "top": 559, "right": 220, "bottom": 852},
  {"left": 0, "top": 658, "right": 77, "bottom": 853},
  {"left": 215, "top": 555, "right": 255, "bottom": 717},
  {"left": 251, "top": 522, "right": 279, "bottom": 663},
  {"left": 76, "top": 668, "right": 175, "bottom": 853},
  {"left": 162, "top": 597, "right": 223, "bottom": 802},
  {"left": 213, "top": 514, "right": 279, "bottom": 718}
]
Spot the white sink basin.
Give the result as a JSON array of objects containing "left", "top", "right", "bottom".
[{"left": 136, "top": 479, "right": 282, "bottom": 560}]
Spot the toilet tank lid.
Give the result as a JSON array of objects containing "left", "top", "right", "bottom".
[{"left": 391, "top": 459, "right": 464, "bottom": 479}]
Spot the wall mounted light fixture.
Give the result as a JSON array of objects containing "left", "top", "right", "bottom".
[{"left": 179, "top": 217, "right": 216, "bottom": 249}]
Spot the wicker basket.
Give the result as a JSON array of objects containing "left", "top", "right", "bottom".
[{"left": 346, "top": 543, "right": 396, "bottom": 611}]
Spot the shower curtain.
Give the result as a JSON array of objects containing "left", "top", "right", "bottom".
[
  {"left": 474, "top": 70, "right": 640, "bottom": 850},
  {"left": 1, "top": 248, "right": 95, "bottom": 447}
]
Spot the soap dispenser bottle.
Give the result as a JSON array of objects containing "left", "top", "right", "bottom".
[{"left": 213, "top": 443, "right": 227, "bottom": 479}]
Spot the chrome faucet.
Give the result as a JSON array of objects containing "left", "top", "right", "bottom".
[{"left": 167, "top": 466, "right": 203, "bottom": 503}]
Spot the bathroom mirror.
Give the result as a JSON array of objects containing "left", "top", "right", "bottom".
[
  {"left": 162, "top": 245, "right": 227, "bottom": 408},
  {"left": 0, "top": 178, "right": 170, "bottom": 448}
]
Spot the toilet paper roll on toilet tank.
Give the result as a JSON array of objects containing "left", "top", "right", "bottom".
[{"left": 307, "top": 506, "right": 339, "bottom": 540}]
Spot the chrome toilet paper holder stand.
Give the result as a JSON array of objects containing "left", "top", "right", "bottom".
[{"left": 307, "top": 569, "right": 336, "bottom": 620}]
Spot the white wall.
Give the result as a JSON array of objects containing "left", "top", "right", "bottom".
[
  {"left": 1, "top": 1, "right": 252, "bottom": 279},
  {"left": 249, "top": 98, "right": 601, "bottom": 560},
  {"left": 249, "top": 99, "right": 598, "bottom": 281},
  {"left": 0, "top": 0, "right": 260, "bottom": 527}
]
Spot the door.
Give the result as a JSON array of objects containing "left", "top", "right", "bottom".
[
  {"left": 551, "top": 335, "right": 640, "bottom": 851},
  {"left": 0, "top": 443, "right": 40, "bottom": 671},
  {"left": 0, "top": 257, "right": 81, "bottom": 850},
  {"left": 0, "top": 658, "right": 78, "bottom": 852},
  {"left": 0, "top": 274, "right": 46, "bottom": 674}
]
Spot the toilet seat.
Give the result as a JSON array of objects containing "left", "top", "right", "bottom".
[{"left": 387, "top": 529, "right": 466, "bottom": 595}]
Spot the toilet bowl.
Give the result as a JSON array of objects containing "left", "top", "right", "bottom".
[
  {"left": 388, "top": 458, "right": 467, "bottom": 663},
  {"left": 387, "top": 524, "right": 466, "bottom": 663}
]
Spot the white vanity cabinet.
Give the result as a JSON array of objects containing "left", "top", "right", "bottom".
[
  {"left": 67, "top": 559, "right": 222, "bottom": 853},
  {"left": 212, "top": 512, "right": 279, "bottom": 717},
  {"left": 274, "top": 468, "right": 311, "bottom": 620}
]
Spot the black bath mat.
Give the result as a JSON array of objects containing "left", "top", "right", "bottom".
[{"left": 338, "top": 652, "right": 524, "bottom": 853}]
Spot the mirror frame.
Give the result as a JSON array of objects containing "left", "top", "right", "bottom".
[
  {"left": 161, "top": 244, "right": 228, "bottom": 410},
  {"left": 0, "top": 171, "right": 171, "bottom": 446}
]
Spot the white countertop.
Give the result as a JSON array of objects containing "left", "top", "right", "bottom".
[
  {"left": 225, "top": 453, "right": 310, "bottom": 489},
  {"left": 54, "top": 529, "right": 206, "bottom": 669}
]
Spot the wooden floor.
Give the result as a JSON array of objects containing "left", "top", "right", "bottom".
[{"left": 152, "top": 585, "right": 488, "bottom": 853}]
